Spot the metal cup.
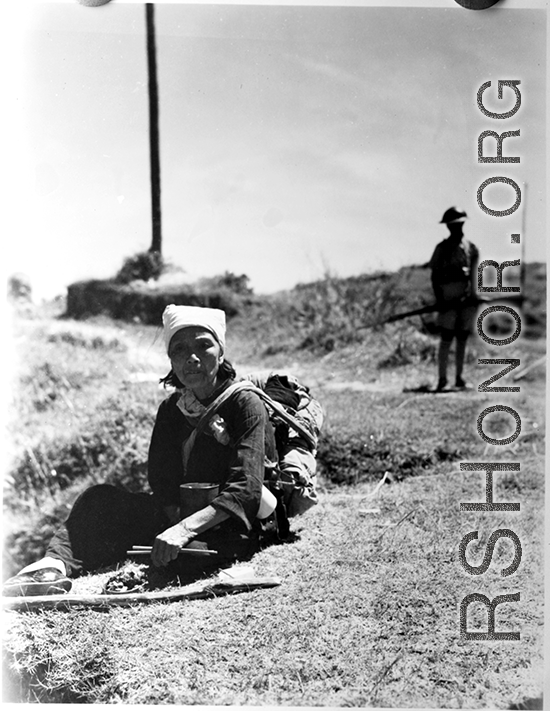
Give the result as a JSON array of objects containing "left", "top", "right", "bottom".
[{"left": 179, "top": 482, "right": 219, "bottom": 520}]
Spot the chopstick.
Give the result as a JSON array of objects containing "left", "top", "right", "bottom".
[{"left": 126, "top": 546, "right": 218, "bottom": 557}]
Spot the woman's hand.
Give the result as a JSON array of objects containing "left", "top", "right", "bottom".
[
  {"left": 151, "top": 522, "right": 196, "bottom": 568},
  {"left": 151, "top": 505, "right": 230, "bottom": 567}
]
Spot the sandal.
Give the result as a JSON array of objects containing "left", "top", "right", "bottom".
[{"left": 2, "top": 567, "right": 72, "bottom": 597}]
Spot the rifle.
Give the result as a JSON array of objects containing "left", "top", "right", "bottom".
[{"left": 382, "top": 293, "right": 524, "bottom": 326}]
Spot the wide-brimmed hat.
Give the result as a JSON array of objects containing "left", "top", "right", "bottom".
[
  {"left": 162, "top": 304, "right": 226, "bottom": 354},
  {"left": 440, "top": 207, "right": 467, "bottom": 224}
]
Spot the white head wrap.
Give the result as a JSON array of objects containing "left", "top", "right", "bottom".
[{"left": 162, "top": 304, "right": 226, "bottom": 354}]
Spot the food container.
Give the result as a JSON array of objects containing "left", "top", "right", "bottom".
[{"left": 179, "top": 482, "right": 219, "bottom": 519}]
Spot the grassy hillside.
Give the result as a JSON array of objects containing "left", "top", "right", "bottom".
[
  {"left": 2, "top": 264, "right": 546, "bottom": 706},
  {"left": 64, "top": 262, "right": 546, "bottom": 355}
]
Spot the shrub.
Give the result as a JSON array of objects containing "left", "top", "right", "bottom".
[
  {"left": 377, "top": 325, "right": 436, "bottom": 369},
  {"left": 115, "top": 251, "right": 166, "bottom": 284},
  {"left": 271, "top": 267, "right": 433, "bottom": 353},
  {"left": 197, "top": 271, "right": 253, "bottom": 296},
  {"left": 4, "top": 396, "right": 155, "bottom": 507},
  {"left": 293, "top": 274, "right": 393, "bottom": 352},
  {"left": 317, "top": 430, "right": 461, "bottom": 486},
  {"left": 66, "top": 279, "right": 246, "bottom": 323},
  {"left": 8, "top": 273, "right": 32, "bottom": 301}
]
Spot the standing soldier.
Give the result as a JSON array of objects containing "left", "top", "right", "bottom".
[{"left": 429, "top": 207, "right": 479, "bottom": 392}]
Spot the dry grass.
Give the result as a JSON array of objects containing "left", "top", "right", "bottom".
[
  {"left": 2, "top": 297, "right": 545, "bottom": 707},
  {"left": 4, "top": 466, "right": 544, "bottom": 706}
]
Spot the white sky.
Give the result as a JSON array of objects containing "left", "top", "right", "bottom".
[{"left": 5, "top": 1, "right": 547, "bottom": 299}]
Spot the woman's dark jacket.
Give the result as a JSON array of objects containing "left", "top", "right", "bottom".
[{"left": 147, "top": 384, "right": 276, "bottom": 531}]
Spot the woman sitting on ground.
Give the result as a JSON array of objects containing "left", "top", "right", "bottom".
[{"left": 4, "top": 305, "right": 280, "bottom": 597}]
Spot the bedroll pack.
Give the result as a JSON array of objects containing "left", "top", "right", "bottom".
[
  {"left": 181, "top": 373, "right": 324, "bottom": 534},
  {"left": 244, "top": 373, "right": 324, "bottom": 521}
]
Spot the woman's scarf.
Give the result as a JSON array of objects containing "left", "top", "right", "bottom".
[{"left": 176, "top": 386, "right": 230, "bottom": 445}]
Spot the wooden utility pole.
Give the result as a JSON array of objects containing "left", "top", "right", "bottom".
[{"left": 146, "top": 3, "right": 162, "bottom": 253}]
